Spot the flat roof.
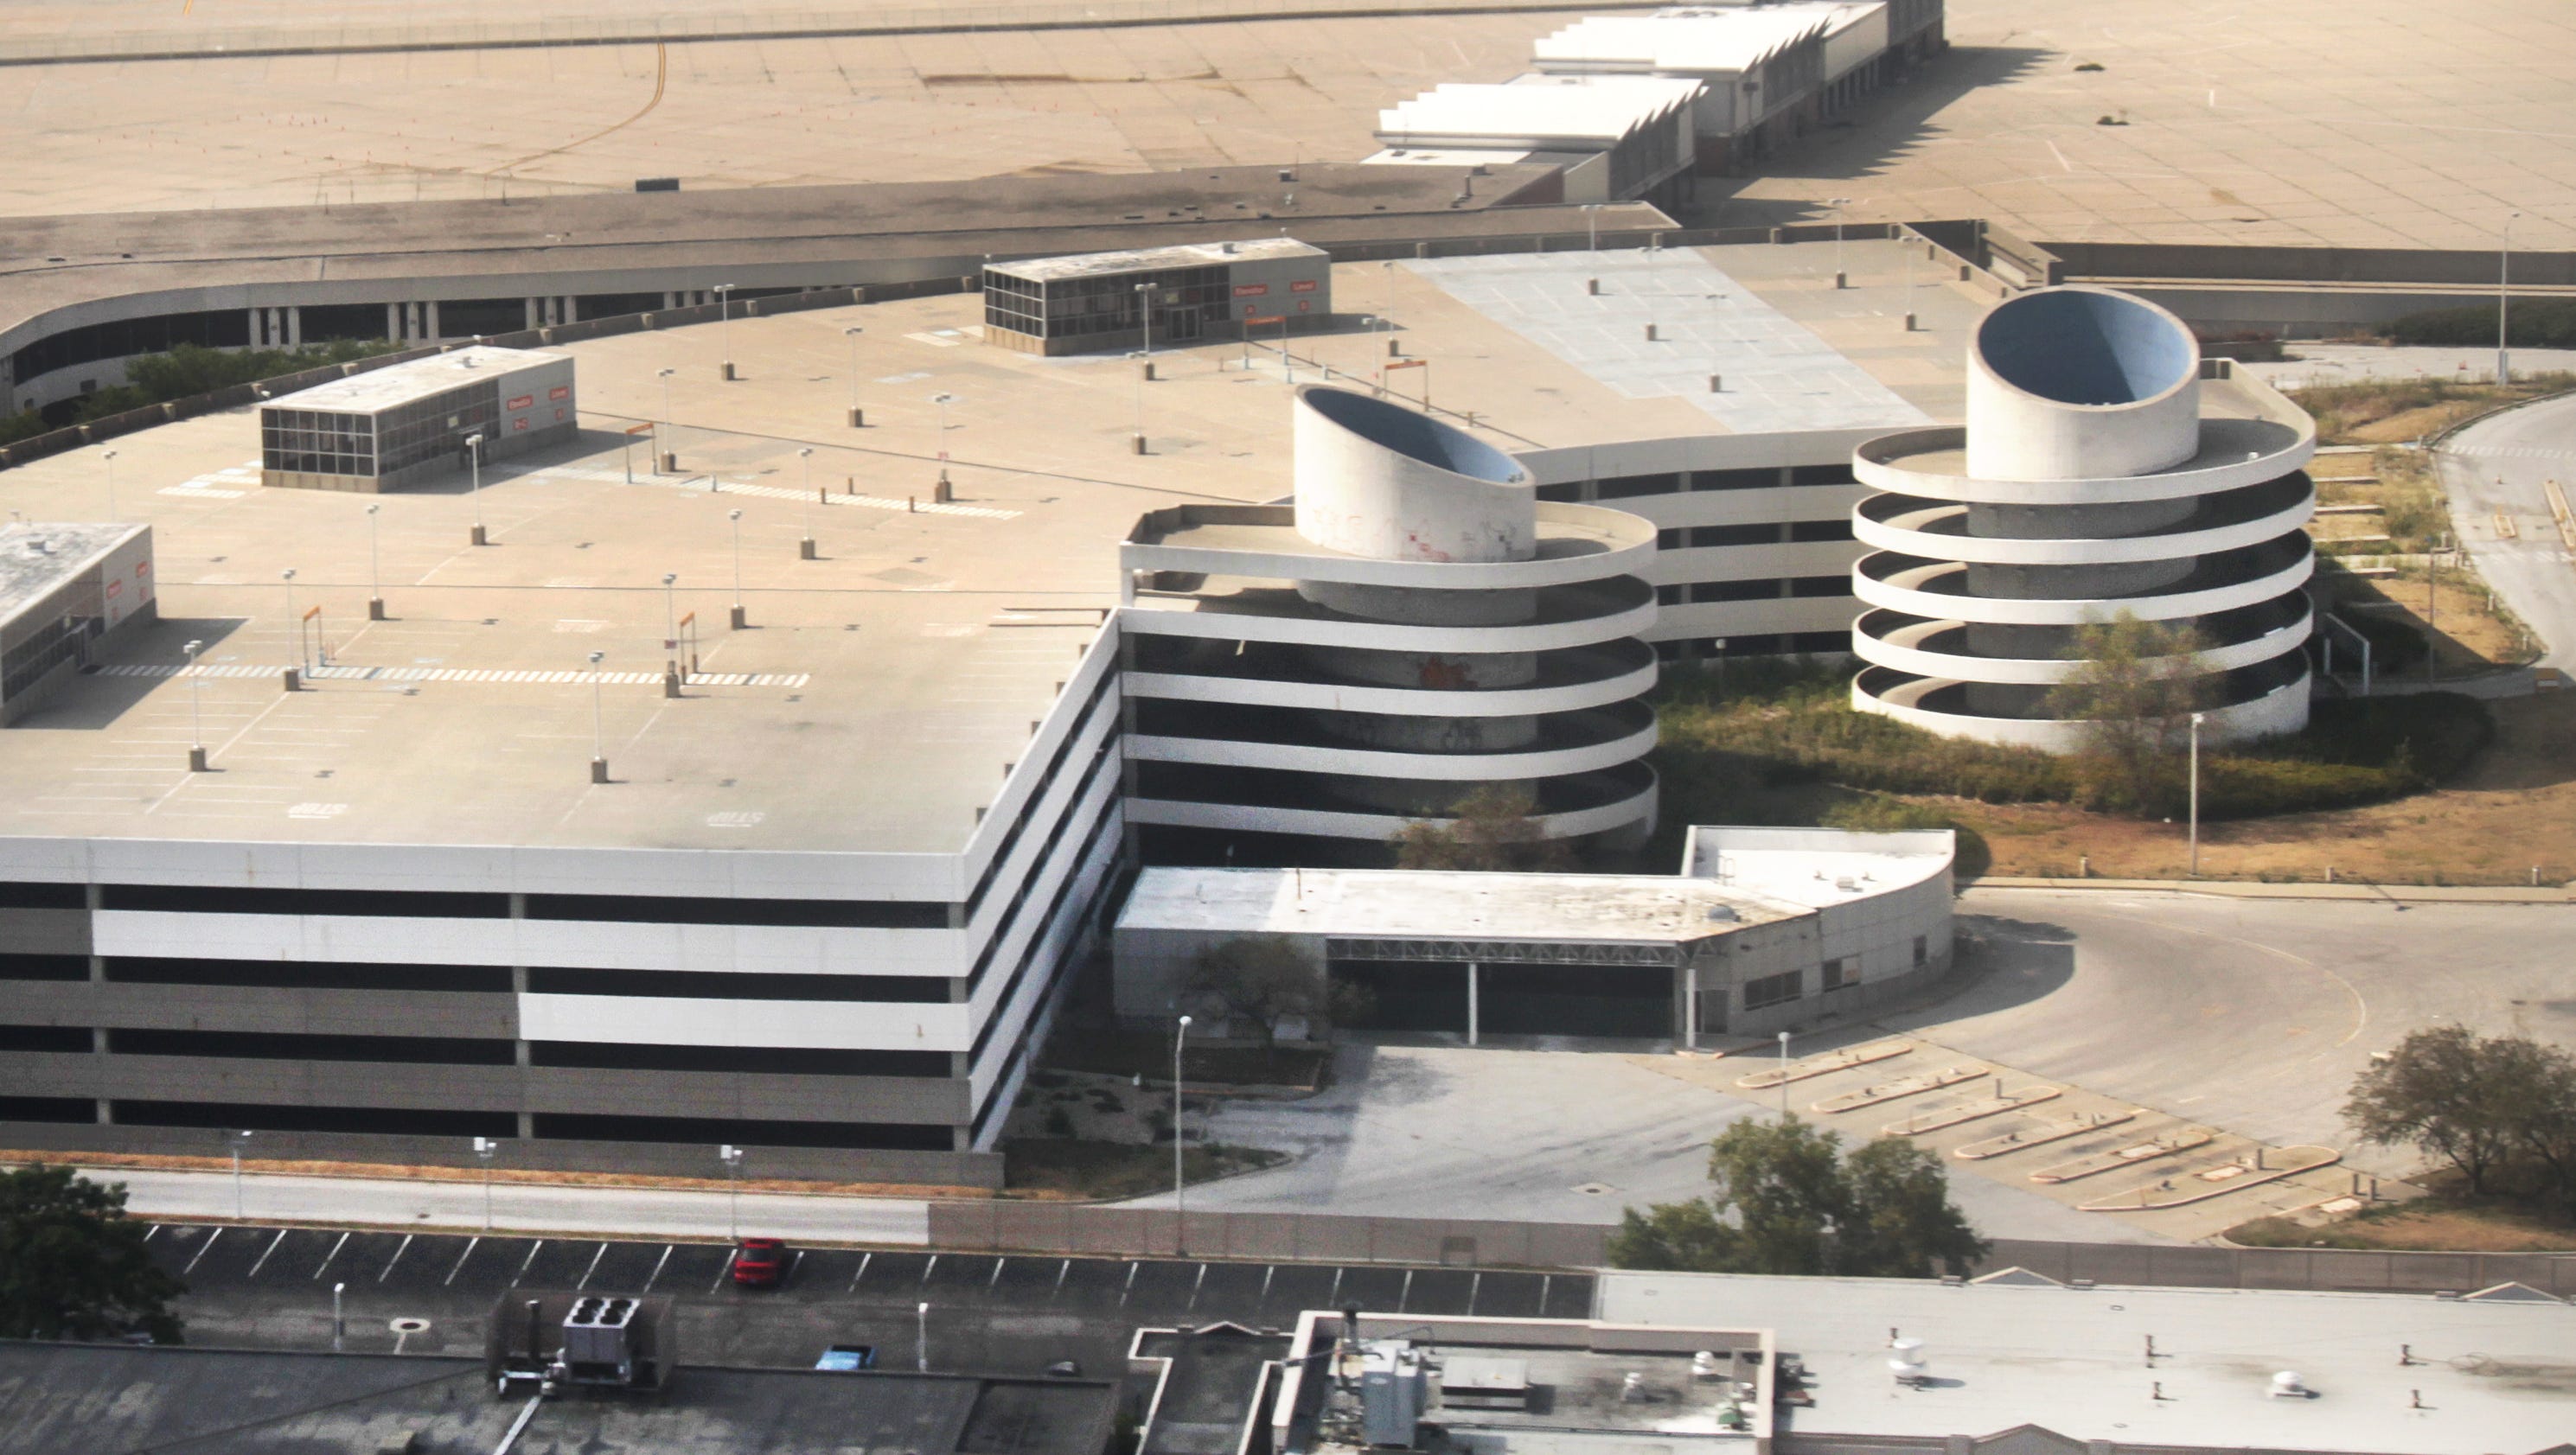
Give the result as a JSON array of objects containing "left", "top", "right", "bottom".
[
  {"left": 1378, "top": 76, "right": 1704, "bottom": 147},
  {"left": 1684, "top": 826, "right": 1954, "bottom": 909},
  {"left": 0, "top": 521, "right": 142, "bottom": 622},
  {"left": 1532, "top": 6, "right": 1858, "bottom": 76},
  {"left": 1599, "top": 1271, "right": 2576, "bottom": 1454},
  {"left": 0, "top": 240, "right": 1989, "bottom": 860},
  {"left": 0, "top": 1343, "right": 1118, "bottom": 1455},
  {"left": 1118, "top": 866, "right": 1809, "bottom": 948},
  {"left": 262, "top": 345, "right": 566, "bottom": 415},
  {"left": 988, "top": 237, "right": 1326, "bottom": 284}
]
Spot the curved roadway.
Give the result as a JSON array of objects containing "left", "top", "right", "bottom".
[{"left": 2440, "top": 392, "right": 2576, "bottom": 671}]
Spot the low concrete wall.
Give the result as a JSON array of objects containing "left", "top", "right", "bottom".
[{"left": 927, "top": 1201, "right": 1611, "bottom": 1268}]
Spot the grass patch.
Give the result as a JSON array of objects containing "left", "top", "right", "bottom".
[
  {"left": 1651, "top": 660, "right": 2492, "bottom": 836},
  {"left": 2285, "top": 372, "right": 2576, "bottom": 445},
  {"left": 2230, "top": 1196, "right": 2576, "bottom": 1254},
  {"left": 1000, "top": 1139, "right": 1287, "bottom": 1200}
]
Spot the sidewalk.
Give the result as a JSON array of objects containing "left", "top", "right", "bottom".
[
  {"left": 1968, "top": 877, "right": 2574, "bottom": 905},
  {"left": 55, "top": 1164, "right": 933, "bottom": 1245}
]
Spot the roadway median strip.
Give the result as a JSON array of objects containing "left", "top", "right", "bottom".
[
  {"left": 2029, "top": 1129, "right": 2216, "bottom": 1184},
  {"left": 1812, "top": 1063, "right": 1988, "bottom": 1114},
  {"left": 1953, "top": 1109, "right": 2136, "bottom": 1160},
  {"left": 1879, "top": 1084, "right": 2060, "bottom": 1138},
  {"left": 1732, "top": 1039, "right": 1909, "bottom": 1090},
  {"left": 2078, "top": 1146, "right": 2343, "bottom": 1211}
]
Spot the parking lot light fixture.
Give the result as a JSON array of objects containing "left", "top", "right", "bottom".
[
  {"left": 1776, "top": 1031, "right": 1791, "bottom": 1119},
  {"left": 720, "top": 1145, "right": 745, "bottom": 1239},
  {"left": 1173, "top": 1014, "right": 1192, "bottom": 1254}
]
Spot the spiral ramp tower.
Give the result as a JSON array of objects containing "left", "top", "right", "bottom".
[
  {"left": 1118, "top": 386, "right": 1660, "bottom": 861},
  {"left": 1849, "top": 286, "right": 2317, "bottom": 750}
]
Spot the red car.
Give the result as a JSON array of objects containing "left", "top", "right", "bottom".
[{"left": 732, "top": 1237, "right": 788, "bottom": 1287}]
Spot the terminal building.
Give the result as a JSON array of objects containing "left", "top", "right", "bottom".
[
  {"left": 1114, "top": 826, "right": 1955, "bottom": 1042},
  {"left": 258, "top": 346, "right": 576, "bottom": 493},
  {"left": 0, "top": 521, "right": 154, "bottom": 725},
  {"left": 981, "top": 239, "right": 1332, "bottom": 356}
]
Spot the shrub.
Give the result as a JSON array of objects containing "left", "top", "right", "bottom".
[{"left": 2386, "top": 297, "right": 2576, "bottom": 350}]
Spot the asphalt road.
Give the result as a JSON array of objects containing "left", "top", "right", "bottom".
[
  {"left": 2440, "top": 391, "right": 2576, "bottom": 669},
  {"left": 1902, "top": 888, "right": 2576, "bottom": 1175},
  {"left": 140, "top": 1220, "right": 1594, "bottom": 1378}
]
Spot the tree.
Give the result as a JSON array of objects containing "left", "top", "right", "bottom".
[
  {"left": 1392, "top": 784, "right": 1575, "bottom": 872},
  {"left": 1608, "top": 1117, "right": 1989, "bottom": 1278},
  {"left": 2344, "top": 1024, "right": 2576, "bottom": 1201},
  {"left": 0, "top": 1165, "right": 184, "bottom": 1343},
  {"left": 2043, "top": 610, "right": 2215, "bottom": 814},
  {"left": 1180, "top": 937, "right": 1320, "bottom": 1065}
]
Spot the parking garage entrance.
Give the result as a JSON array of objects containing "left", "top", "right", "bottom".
[{"left": 1326, "top": 937, "right": 1679, "bottom": 1043}]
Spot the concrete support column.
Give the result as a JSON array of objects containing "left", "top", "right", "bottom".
[
  {"left": 285, "top": 305, "right": 301, "bottom": 348},
  {"left": 662, "top": 291, "right": 681, "bottom": 310},
  {"left": 559, "top": 296, "right": 578, "bottom": 324},
  {"left": 425, "top": 301, "right": 441, "bottom": 341},
  {"left": 1683, "top": 962, "right": 1699, "bottom": 1051},
  {"left": 525, "top": 298, "right": 540, "bottom": 330},
  {"left": 1466, "top": 960, "right": 1480, "bottom": 1046},
  {"left": 249, "top": 308, "right": 265, "bottom": 347},
  {"left": 387, "top": 303, "right": 403, "bottom": 342}
]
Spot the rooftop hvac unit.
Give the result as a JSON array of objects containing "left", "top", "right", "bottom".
[{"left": 562, "top": 1297, "right": 640, "bottom": 1382}]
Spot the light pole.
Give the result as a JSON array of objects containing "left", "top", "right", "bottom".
[
  {"left": 2187, "top": 712, "right": 2206, "bottom": 877},
  {"left": 102, "top": 449, "right": 118, "bottom": 520},
  {"left": 333, "top": 1280, "right": 346, "bottom": 1352},
  {"left": 587, "top": 651, "right": 608, "bottom": 783},
  {"left": 719, "top": 1144, "right": 744, "bottom": 1240},
  {"left": 657, "top": 367, "right": 676, "bottom": 470},
  {"left": 727, "top": 509, "right": 746, "bottom": 629},
  {"left": 1127, "top": 350, "right": 1147, "bottom": 455},
  {"left": 714, "top": 283, "right": 737, "bottom": 380},
  {"left": 1829, "top": 197, "right": 1853, "bottom": 289},
  {"left": 364, "top": 503, "right": 385, "bottom": 620},
  {"left": 1902, "top": 234, "right": 1917, "bottom": 332},
  {"left": 844, "top": 326, "right": 866, "bottom": 426},
  {"left": 1583, "top": 202, "right": 1601, "bottom": 253},
  {"left": 230, "top": 1130, "right": 252, "bottom": 1218},
  {"left": 915, "top": 1301, "right": 930, "bottom": 1373},
  {"left": 1135, "top": 281, "right": 1155, "bottom": 356},
  {"left": 2499, "top": 210, "right": 2521, "bottom": 386},
  {"left": 473, "top": 1136, "right": 497, "bottom": 1229},
  {"left": 183, "top": 639, "right": 208, "bottom": 772},
  {"left": 280, "top": 568, "right": 301, "bottom": 676},
  {"left": 1173, "top": 1013, "right": 1192, "bottom": 1255},
  {"left": 930, "top": 392, "right": 957, "bottom": 461},
  {"left": 464, "top": 432, "right": 487, "bottom": 546},
  {"left": 1775, "top": 1031, "right": 1791, "bottom": 1120},
  {"left": 661, "top": 571, "right": 681, "bottom": 693},
  {"left": 797, "top": 446, "right": 818, "bottom": 559}
]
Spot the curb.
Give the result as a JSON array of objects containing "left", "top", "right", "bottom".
[
  {"left": 2423, "top": 380, "right": 2576, "bottom": 452},
  {"left": 1965, "top": 877, "right": 2575, "bottom": 904}
]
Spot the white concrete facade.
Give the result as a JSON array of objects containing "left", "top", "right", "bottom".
[
  {"left": 1119, "top": 386, "right": 1661, "bottom": 858},
  {"left": 1851, "top": 287, "right": 2317, "bottom": 750}
]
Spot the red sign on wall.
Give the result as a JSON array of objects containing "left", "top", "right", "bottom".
[
  {"left": 1289, "top": 279, "right": 1319, "bottom": 293},
  {"left": 554, "top": 408, "right": 567, "bottom": 422},
  {"left": 548, "top": 386, "right": 570, "bottom": 401},
  {"left": 506, "top": 394, "right": 534, "bottom": 411},
  {"left": 1231, "top": 283, "right": 1270, "bottom": 298},
  {"left": 512, "top": 417, "right": 529, "bottom": 431}
]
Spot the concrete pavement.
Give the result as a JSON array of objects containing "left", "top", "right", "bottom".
[{"left": 2440, "top": 390, "right": 2576, "bottom": 673}]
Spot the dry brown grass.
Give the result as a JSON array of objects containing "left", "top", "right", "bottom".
[
  {"left": 1, "top": 1148, "right": 988, "bottom": 1201},
  {"left": 1939, "top": 691, "right": 2576, "bottom": 884},
  {"left": 2233, "top": 1207, "right": 2576, "bottom": 1253}
]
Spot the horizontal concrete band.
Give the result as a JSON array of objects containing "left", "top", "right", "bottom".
[
  {"left": 1852, "top": 493, "right": 2315, "bottom": 566},
  {"left": 1121, "top": 588, "right": 1656, "bottom": 654},
  {"left": 1120, "top": 655, "right": 1658, "bottom": 718},
  {"left": 1851, "top": 669, "right": 2312, "bottom": 750},
  {"left": 1854, "top": 423, "right": 2317, "bottom": 506},
  {"left": 1853, "top": 547, "right": 2314, "bottom": 625},
  {"left": 1123, "top": 771, "right": 1656, "bottom": 842},
  {"left": 0, "top": 1050, "right": 973, "bottom": 1124},
  {"left": 1852, "top": 607, "right": 2313, "bottom": 686},
  {"left": 1124, "top": 714, "right": 1658, "bottom": 781}
]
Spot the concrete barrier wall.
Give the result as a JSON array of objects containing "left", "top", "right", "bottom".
[{"left": 2050, "top": 241, "right": 2576, "bottom": 290}]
